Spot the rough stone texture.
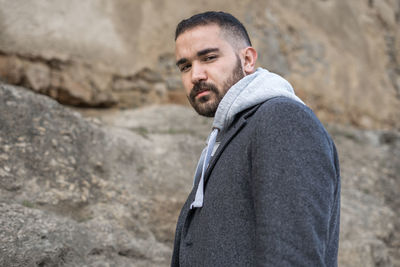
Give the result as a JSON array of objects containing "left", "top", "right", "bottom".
[
  {"left": 0, "top": 53, "right": 169, "bottom": 108},
  {"left": 1, "top": 83, "right": 399, "bottom": 266},
  {"left": 328, "top": 125, "right": 400, "bottom": 266},
  {"left": 0, "top": 0, "right": 399, "bottom": 128},
  {"left": 0, "top": 83, "right": 211, "bottom": 266}
]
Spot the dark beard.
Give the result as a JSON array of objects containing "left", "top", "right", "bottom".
[
  {"left": 188, "top": 57, "right": 244, "bottom": 117},
  {"left": 188, "top": 82, "right": 221, "bottom": 117}
]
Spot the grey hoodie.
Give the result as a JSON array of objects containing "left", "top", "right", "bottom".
[{"left": 190, "top": 67, "right": 305, "bottom": 209}]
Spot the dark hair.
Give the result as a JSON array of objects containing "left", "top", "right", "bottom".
[{"left": 175, "top": 11, "right": 252, "bottom": 46}]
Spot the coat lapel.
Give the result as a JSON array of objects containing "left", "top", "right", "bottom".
[
  {"left": 177, "top": 104, "right": 263, "bottom": 256},
  {"left": 178, "top": 113, "right": 250, "bottom": 247},
  {"left": 203, "top": 104, "right": 261, "bottom": 185}
]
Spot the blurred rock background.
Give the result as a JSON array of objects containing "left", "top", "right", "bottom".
[{"left": 0, "top": 0, "right": 399, "bottom": 266}]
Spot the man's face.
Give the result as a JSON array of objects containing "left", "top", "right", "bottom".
[{"left": 175, "top": 24, "right": 245, "bottom": 117}]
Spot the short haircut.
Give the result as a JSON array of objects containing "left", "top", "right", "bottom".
[{"left": 175, "top": 11, "right": 252, "bottom": 47}]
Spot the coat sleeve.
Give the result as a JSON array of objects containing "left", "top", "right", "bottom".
[{"left": 250, "top": 99, "right": 339, "bottom": 266}]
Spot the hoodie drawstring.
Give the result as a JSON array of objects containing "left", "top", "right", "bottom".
[{"left": 190, "top": 128, "right": 219, "bottom": 209}]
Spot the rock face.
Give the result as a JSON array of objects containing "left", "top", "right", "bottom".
[
  {"left": 1, "top": 83, "right": 399, "bottom": 266},
  {"left": 0, "top": 0, "right": 399, "bottom": 128},
  {"left": 328, "top": 125, "right": 400, "bottom": 266},
  {"left": 0, "top": 83, "right": 211, "bottom": 266}
]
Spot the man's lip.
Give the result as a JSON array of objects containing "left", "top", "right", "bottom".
[{"left": 195, "top": 90, "right": 210, "bottom": 98}]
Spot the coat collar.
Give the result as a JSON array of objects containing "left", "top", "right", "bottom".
[{"left": 202, "top": 103, "right": 262, "bottom": 185}]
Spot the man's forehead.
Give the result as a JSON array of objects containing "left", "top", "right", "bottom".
[
  {"left": 175, "top": 24, "right": 223, "bottom": 50},
  {"left": 176, "top": 24, "right": 222, "bottom": 41},
  {"left": 175, "top": 24, "right": 228, "bottom": 59}
]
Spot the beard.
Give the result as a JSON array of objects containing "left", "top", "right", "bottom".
[{"left": 188, "top": 56, "right": 245, "bottom": 117}]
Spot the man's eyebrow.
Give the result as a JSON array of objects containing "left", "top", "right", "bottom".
[
  {"left": 176, "top": 48, "right": 220, "bottom": 67},
  {"left": 197, "top": 48, "right": 219, "bottom": 57},
  {"left": 176, "top": 58, "right": 188, "bottom": 67}
]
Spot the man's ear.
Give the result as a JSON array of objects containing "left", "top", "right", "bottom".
[{"left": 242, "top": 47, "right": 257, "bottom": 75}]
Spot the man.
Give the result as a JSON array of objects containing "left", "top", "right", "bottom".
[{"left": 172, "top": 11, "right": 340, "bottom": 267}]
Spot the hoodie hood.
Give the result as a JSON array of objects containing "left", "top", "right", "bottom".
[
  {"left": 190, "top": 67, "right": 305, "bottom": 209},
  {"left": 213, "top": 67, "right": 304, "bottom": 132}
]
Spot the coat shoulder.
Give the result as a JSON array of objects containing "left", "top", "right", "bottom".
[
  {"left": 256, "top": 96, "right": 313, "bottom": 121},
  {"left": 249, "top": 96, "right": 336, "bottom": 154}
]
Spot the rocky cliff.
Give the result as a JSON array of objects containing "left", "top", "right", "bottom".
[
  {"left": 1, "top": 83, "right": 399, "bottom": 266},
  {"left": 0, "top": 0, "right": 399, "bottom": 129},
  {"left": 1, "top": 1, "right": 400, "bottom": 266},
  {"left": 0, "top": 83, "right": 208, "bottom": 266}
]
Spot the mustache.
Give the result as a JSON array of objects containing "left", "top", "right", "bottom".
[{"left": 190, "top": 82, "right": 218, "bottom": 101}]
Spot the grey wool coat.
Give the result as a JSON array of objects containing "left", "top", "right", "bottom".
[{"left": 171, "top": 97, "right": 341, "bottom": 267}]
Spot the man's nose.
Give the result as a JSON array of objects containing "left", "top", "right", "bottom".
[{"left": 191, "top": 63, "right": 207, "bottom": 84}]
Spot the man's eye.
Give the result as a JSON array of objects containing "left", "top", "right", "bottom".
[
  {"left": 180, "top": 64, "right": 191, "bottom": 72},
  {"left": 204, "top": 55, "right": 217, "bottom": 61}
]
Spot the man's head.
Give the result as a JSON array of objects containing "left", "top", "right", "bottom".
[{"left": 175, "top": 11, "right": 257, "bottom": 117}]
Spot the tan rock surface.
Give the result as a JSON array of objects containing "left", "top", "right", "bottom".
[
  {"left": 0, "top": 0, "right": 399, "bottom": 128},
  {"left": 0, "top": 83, "right": 209, "bottom": 266},
  {"left": 1, "top": 83, "right": 399, "bottom": 266}
]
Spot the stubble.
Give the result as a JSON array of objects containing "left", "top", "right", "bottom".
[{"left": 189, "top": 56, "right": 244, "bottom": 117}]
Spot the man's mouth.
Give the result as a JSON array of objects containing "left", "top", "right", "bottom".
[
  {"left": 190, "top": 82, "right": 218, "bottom": 102},
  {"left": 195, "top": 90, "right": 210, "bottom": 98}
]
